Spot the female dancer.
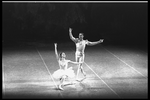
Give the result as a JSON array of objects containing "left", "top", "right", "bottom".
[{"left": 52, "top": 43, "right": 79, "bottom": 90}]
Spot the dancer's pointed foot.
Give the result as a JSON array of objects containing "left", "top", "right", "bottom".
[
  {"left": 76, "top": 78, "right": 84, "bottom": 82},
  {"left": 58, "top": 85, "right": 64, "bottom": 90},
  {"left": 76, "top": 75, "right": 86, "bottom": 82},
  {"left": 63, "top": 82, "right": 75, "bottom": 86},
  {"left": 76, "top": 78, "right": 81, "bottom": 82}
]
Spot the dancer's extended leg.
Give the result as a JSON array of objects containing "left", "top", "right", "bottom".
[
  {"left": 80, "top": 65, "right": 86, "bottom": 78},
  {"left": 76, "top": 64, "right": 80, "bottom": 81},
  {"left": 58, "top": 75, "right": 67, "bottom": 90},
  {"left": 76, "top": 57, "right": 86, "bottom": 82}
]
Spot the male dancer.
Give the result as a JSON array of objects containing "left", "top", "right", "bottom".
[{"left": 69, "top": 28, "right": 104, "bottom": 81}]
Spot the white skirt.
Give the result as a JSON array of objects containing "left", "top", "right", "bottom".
[{"left": 52, "top": 67, "right": 75, "bottom": 79}]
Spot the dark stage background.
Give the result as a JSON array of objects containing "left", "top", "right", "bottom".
[{"left": 2, "top": 3, "right": 148, "bottom": 50}]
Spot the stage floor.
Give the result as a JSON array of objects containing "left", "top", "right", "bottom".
[{"left": 2, "top": 43, "right": 148, "bottom": 99}]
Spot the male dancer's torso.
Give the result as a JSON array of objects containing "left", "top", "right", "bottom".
[{"left": 75, "top": 39, "right": 87, "bottom": 54}]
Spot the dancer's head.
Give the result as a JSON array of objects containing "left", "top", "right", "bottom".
[
  {"left": 79, "top": 33, "right": 84, "bottom": 40},
  {"left": 59, "top": 52, "right": 66, "bottom": 59}
]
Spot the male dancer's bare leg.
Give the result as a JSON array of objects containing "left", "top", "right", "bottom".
[
  {"left": 80, "top": 54, "right": 86, "bottom": 80},
  {"left": 76, "top": 58, "right": 86, "bottom": 82},
  {"left": 76, "top": 56, "right": 80, "bottom": 81},
  {"left": 76, "top": 63, "right": 80, "bottom": 81},
  {"left": 80, "top": 65, "right": 86, "bottom": 78}
]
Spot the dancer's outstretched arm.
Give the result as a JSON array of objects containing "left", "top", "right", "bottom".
[
  {"left": 69, "top": 60, "right": 80, "bottom": 64},
  {"left": 87, "top": 39, "right": 104, "bottom": 46},
  {"left": 69, "top": 28, "right": 77, "bottom": 43},
  {"left": 54, "top": 43, "right": 59, "bottom": 60}
]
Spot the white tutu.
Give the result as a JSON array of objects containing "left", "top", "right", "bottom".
[{"left": 52, "top": 67, "right": 75, "bottom": 79}]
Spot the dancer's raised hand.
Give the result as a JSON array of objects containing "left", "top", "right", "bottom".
[
  {"left": 54, "top": 43, "right": 57, "bottom": 47},
  {"left": 69, "top": 28, "right": 72, "bottom": 33}
]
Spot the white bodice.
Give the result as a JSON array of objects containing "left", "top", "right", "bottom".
[{"left": 58, "top": 59, "right": 70, "bottom": 70}]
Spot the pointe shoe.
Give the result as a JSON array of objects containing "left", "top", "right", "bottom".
[
  {"left": 76, "top": 79, "right": 83, "bottom": 82},
  {"left": 63, "top": 82, "right": 74, "bottom": 86},
  {"left": 75, "top": 78, "right": 80, "bottom": 82},
  {"left": 76, "top": 76, "right": 86, "bottom": 82},
  {"left": 58, "top": 85, "right": 64, "bottom": 90}
]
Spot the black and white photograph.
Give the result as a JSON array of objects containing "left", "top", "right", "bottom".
[{"left": 2, "top": 1, "right": 148, "bottom": 99}]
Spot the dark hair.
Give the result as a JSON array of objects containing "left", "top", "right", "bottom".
[
  {"left": 59, "top": 52, "right": 65, "bottom": 58},
  {"left": 59, "top": 52, "right": 63, "bottom": 58},
  {"left": 79, "top": 33, "right": 84, "bottom": 36}
]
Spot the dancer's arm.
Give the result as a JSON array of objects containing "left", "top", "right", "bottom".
[
  {"left": 87, "top": 39, "right": 104, "bottom": 46},
  {"left": 54, "top": 43, "right": 59, "bottom": 60},
  {"left": 69, "top": 28, "right": 77, "bottom": 43},
  {"left": 68, "top": 60, "right": 80, "bottom": 64}
]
